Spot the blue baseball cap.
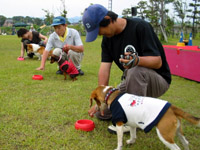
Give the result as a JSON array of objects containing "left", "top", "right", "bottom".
[
  {"left": 82, "top": 4, "right": 108, "bottom": 42},
  {"left": 51, "top": 16, "right": 66, "bottom": 26}
]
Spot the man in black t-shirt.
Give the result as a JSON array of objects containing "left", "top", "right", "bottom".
[
  {"left": 17, "top": 28, "right": 48, "bottom": 58},
  {"left": 82, "top": 4, "right": 171, "bottom": 133}
]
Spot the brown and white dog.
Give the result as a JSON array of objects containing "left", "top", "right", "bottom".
[
  {"left": 90, "top": 85, "right": 200, "bottom": 150},
  {"left": 27, "top": 44, "right": 52, "bottom": 60}
]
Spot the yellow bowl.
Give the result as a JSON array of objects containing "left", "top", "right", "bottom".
[{"left": 177, "top": 42, "right": 185, "bottom": 46}]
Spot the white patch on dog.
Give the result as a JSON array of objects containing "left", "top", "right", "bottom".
[
  {"left": 156, "top": 128, "right": 181, "bottom": 150},
  {"left": 103, "top": 86, "right": 112, "bottom": 93},
  {"left": 176, "top": 120, "right": 189, "bottom": 150},
  {"left": 116, "top": 125, "right": 123, "bottom": 150},
  {"left": 31, "top": 44, "right": 41, "bottom": 52}
]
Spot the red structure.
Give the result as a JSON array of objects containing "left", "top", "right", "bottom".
[{"left": 163, "top": 45, "right": 200, "bottom": 82}]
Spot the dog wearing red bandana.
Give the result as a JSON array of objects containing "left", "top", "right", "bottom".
[{"left": 50, "top": 54, "right": 78, "bottom": 81}]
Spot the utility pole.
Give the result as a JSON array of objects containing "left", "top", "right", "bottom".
[{"left": 108, "top": 0, "right": 112, "bottom": 11}]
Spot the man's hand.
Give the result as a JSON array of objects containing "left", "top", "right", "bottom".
[
  {"left": 88, "top": 105, "right": 98, "bottom": 117},
  {"left": 36, "top": 66, "right": 45, "bottom": 71},
  {"left": 119, "top": 52, "right": 139, "bottom": 69},
  {"left": 63, "top": 44, "right": 71, "bottom": 53}
]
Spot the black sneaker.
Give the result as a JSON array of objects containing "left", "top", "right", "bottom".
[
  {"left": 56, "top": 70, "right": 63, "bottom": 74},
  {"left": 78, "top": 69, "right": 84, "bottom": 75}
]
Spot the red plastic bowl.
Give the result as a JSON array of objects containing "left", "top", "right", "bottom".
[
  {"left": 32, "top": 75, "right": 43, "bottom": 80},
  {"left": 75, "top": 119, "right": 95, "bottom": 131},
  {"left": 17, "top": 57, "right": 24, "bottom": 61}
]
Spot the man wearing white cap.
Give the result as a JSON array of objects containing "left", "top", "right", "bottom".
[
  {"left": 82, "top": 4, "right": 171, "bottom": 133},
  {"left": 37, "top": 16, "right": 84, "bottom": 75}
]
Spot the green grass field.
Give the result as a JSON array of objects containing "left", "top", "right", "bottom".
[{"left": 0, "top": 35, "right": 200, "bottom": 150}]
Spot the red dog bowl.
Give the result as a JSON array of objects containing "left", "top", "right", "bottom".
[
  {"left": 75, "top": 119, "right": 95, "bottom": 131},
  {"left": 17, "top": 57, "right": 24, "bottom": 61},
  {"left": 32, "top": 75, "right": 43, "bottom": 80}
]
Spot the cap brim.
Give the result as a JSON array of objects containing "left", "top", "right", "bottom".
[
  {"left": 51, "top": 23, "right": 62, "bottom": 26},
  {"left": 85, "top": 26, "right": 99, "bottom": 42}
]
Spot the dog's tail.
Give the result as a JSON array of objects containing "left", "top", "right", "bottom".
[{"left": 171, "top": 105, "right": 200, "bottom": 127}]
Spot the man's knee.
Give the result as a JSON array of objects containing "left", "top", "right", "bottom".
[{"left": 126, "top": 66, "right": 147, "bottom": 81}]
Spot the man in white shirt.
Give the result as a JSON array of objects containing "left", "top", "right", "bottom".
[{"left": 37, "top": 16, "right": 84, "bottom": 75}]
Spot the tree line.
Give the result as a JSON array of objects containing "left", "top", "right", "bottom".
[
  {"left": 122, "top": 0, "right": 200, "bottom": 40},
  {"left": 1, "top": 0, "right": 200, "bottom": 40}
]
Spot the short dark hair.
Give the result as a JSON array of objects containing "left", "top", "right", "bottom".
[
  {"left": 17, "top": 28, "right": 28, "bottom": 37},
  {"left": 99, "top": 11, "right": 118, "bottom": 27}
]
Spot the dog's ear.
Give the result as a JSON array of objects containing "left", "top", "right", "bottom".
[
  {"left": 26, "top": 44, "right": 31, "bottom": 49},
  {"left": 90, "top": 90, "right": 97, "bottom": 107},
  {"left": 50, "top": 56, "right": 55, "bottom": 64}
]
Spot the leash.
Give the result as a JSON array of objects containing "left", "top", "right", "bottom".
[
  {"left": 105, "top": 88, "right": 118, "bottom": 104},
  {"left": 119, "top": 45, "right": 140, "bottom": 68},
  {"left": 57, "top": 51, "right": 63, "bottom": 63}
]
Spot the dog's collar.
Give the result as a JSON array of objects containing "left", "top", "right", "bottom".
[{"left": 105, "top": 88, "right": 118, "bottom": 104}]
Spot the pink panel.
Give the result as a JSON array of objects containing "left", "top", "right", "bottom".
[{"left": 163, "top": 45, "right": 200, "bottom": 82}]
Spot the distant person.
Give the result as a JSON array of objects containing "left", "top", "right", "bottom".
[
  {"left": 29, "top": 25, "right": 36, "bottom": 32},
  {"left": 17, "top": 28, "right": 48, "bottom": 58},
  {"left": 12, "top": 26, "right": 16, "bottom": 35},
  {"left": 36, "top": 16, "right": 84, "bottom": 75}
]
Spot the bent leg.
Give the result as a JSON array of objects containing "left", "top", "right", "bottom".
[
  {"left": 118, "top": 66, "right": 169, "bottom": 97},
  {"left": 68, "top": 50, "right": 83, "bottom": 70}
]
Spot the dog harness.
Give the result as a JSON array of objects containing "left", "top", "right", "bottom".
[
  {"left": 60, "top": 60, "right": 79, "bottom": 75},
  {"left": 110, "top": 93, "right": 171, "bottom": 133}
]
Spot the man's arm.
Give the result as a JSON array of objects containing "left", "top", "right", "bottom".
[
  {"left": 63, "top": 44, "right": 84, "bottom": 53},
  {"left": 138, "top": 56, "right": 162, "bottom": 69},
  {"left": 120, "top": 54, "right": 162, "bottom": 70},
  {"left": 98, "top": 62, "right": 112, "bottom": 86},
  {"left": 36, "top": 50, "right": 49, "bottom": 70},
  {"left": 20, "top": 42, "right": 25, "bottom": 58},
  {"left": 39, "top": 33, "right": 48, "bottom": 45},
  {"left": 88, "top": 62, "right": 112, "bottom": 117}
]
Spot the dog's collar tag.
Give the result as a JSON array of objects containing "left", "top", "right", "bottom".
[{"left": 105, "top": 88, "right": 118, "bottom": 104}]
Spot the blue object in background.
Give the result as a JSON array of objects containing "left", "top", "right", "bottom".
[
  {"left": 179, "top": 32, "right": 183, "bottom": 42},
  {"left": 188, "top": 33, "right": 192, "bottom": 46}
]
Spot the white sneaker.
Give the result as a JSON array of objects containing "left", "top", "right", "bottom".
[{"left": 107, "top": 125, "right": 130, "bottom": 134}]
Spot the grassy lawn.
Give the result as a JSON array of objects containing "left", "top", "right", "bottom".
[{"left": 0, "top": 35, "right": 200, "bottom": 150}]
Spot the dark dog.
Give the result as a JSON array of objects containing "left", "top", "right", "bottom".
[{"left": 50, "top": 54, "right": 79, "bottom": 81}]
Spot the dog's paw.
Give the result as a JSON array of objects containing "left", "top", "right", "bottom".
[
  {"left": 114, "top": 146, "right": 122, "bottom": 150},
  {"left": 126, "top": 139, "right": 135, "bottom": 145},
  {"left": 114, "top": 148, "right": 122, "bottom": 150}
]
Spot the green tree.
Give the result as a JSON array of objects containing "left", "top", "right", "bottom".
[
  {"left": 0, "top": 15, "right": 6, "bottom": 26},
  {"left": 146, "top": 0, "right": 160, "bottom": 34},
  {"left": 33, "top": 18, "right": 43, "bottom": 26},
  {"left": 187, "top": 0, "right": 200, "bottom": 38},
  {"left": 122, "top": 8, "right": 132, "bottom": 18},
  {"left": 42, "top": 9, "right": 54, "bottom": 25},
  {"left": 137, "top": 1, "right": 148, "bottom": 20},
  {"left": 59, "top": 0, "right": 70, "bottom": 24},
  {"left": 12, "top": 16, "right": 25, "bottom": 23},
  {"left": 173, "top": 0, "right": 188, "bottom": 31}
]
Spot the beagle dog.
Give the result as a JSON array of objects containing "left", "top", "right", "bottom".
[
  {"left": 27, "top": 44, "right": 52, "bottom": 60},
  {"left": 90, "top": 85, "right": 200, "bottom": 150},
  {"left": 50, "top": 54, "right": 78, "bottom": 81}
]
